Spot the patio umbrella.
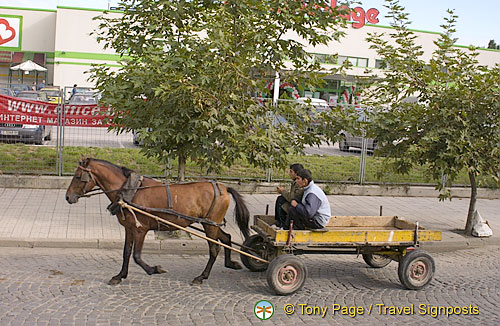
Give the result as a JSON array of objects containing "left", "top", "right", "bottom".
[{"left": 9, "top": 59, "right": 47, "bottom": 86}]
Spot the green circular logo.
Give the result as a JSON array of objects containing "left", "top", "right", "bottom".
[{"left": 254, "top": 300, "right": 275, "bottom": 320}]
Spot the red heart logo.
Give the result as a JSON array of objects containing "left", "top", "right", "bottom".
[{"left": 0, "top": 18, "right": 16, "bottom": 45}]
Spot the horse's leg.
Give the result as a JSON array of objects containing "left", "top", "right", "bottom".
[
  {"left": 108, "top": 227, "right": 134, "bottom": 285},
  {"left": 218, "top": 228, "right": 242, "bottom": 270},
  {"left": 191, "top": 226, "right": 220, "bottom": 285},
  {"left": 132, "top": 229, "right": 167, "bottom": 275}
]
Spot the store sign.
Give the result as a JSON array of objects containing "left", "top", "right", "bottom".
[
  {"left": 330, "top": 0, "right": 379, "bottom": 29},
  {"left": 0, "top": 95, "right": 111, "bottom": 127},
  {"left": 0, "top": 15, "right": 22, "bottom": 50}
]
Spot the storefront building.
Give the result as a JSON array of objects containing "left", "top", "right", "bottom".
[{"left": 1, "top": 4, "right": 499, "bottom": 103}]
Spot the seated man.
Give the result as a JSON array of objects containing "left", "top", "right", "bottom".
[
  {"left": 275, "top": 163, "right": 304, "bottom": 228},
  {"left": 285, "top": 169, "right": 331, "bottom": 230}
]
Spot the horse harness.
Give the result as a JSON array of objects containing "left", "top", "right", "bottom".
[{"left": 77, "top": 165, "right": 225, "bottom": 228}]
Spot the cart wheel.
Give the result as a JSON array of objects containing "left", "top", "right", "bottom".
[
  {"left": 398, "top": 249, "right": 435, "bottom": 290},
  {"left": 362, "top": 253, "right": 392, "bottom": 268},
  {"left": 240, "top": 234, "right": 271, "bottom": 272},
  {"left": 267, "top": 255, "right": 307, "bottom": 295}
]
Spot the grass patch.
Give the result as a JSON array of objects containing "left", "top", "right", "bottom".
[{"left": 0, "top": 143, "right": 497, "bottom": 188}]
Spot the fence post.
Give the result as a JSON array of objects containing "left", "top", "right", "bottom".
[
  {"left": 56, "top": 87, "right": 66, "bottom": 176},
  {"left": 358, "top": 113, "right": 368, "bottom": 185},
  {"left": 266, "top": 71, "right": 280, "bottom": 182}
]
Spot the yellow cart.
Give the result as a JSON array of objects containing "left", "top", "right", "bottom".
[{"left": 240, "top": 215, "right": 442, "bottom": 295}]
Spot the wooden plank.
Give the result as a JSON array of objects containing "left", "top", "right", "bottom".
[
  {"left": 327, "top": 226, "right": 399, "bottom": 231},
  {"left": 327, "top": 216, "right": 396, "bottom": 228},
  {"left": 394, "top": 218, "right": 423, "bottom": 230},
  {"left": 254, "top": 215, "right": 275, "bottom": 226}
]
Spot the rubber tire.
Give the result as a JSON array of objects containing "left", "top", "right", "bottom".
[
  {"left": 362, "top": 253, "right": 392, "bottom": 268},
  {"left": 45, "top": 128, "right": 52, "bottom": 141},
  {"left": 34, "top": 136, "right": 44, "bottom": 145},
  {"left": 339, "top": 135, "right": 349, "bottom": 152},
  {"left": 240, "top": 234, "right": 270, "bottom": 272},
  {"left": 398, "top": 249, "right": 435, "bottom": 290},
  {"left": 267, "top": 255, "right": 307, "bottom": 295}
]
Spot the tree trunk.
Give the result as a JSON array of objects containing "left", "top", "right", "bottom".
[
  {"left": 177, "top": 154, "right": 186, "bottom": 182},
  {"left": 464, "top": 172, "right": 477, "bottom": 235}
]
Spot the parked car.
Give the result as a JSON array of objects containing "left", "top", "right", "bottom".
[
  {"left": 16, "top": 91, "right": 49, "bottom": 102},
  {"left": 132, "top": 128, "right": 153, "bottom": 146},
  {"left": 9, "top": 84, "right": 30, "bottom": 96},
  {"left": 0, "top": 91, "right": 52, "bottom": 144},
  {"left": 40, "top": 87, "right": 63, "bottom": 104},
  {"left": 67, "top": 87, "right": 95, "bottom": 101},
  {"left": 0, "top": 123, "right": 52, "bottom": 145},
  {"left": 338, "top": 108, "right": 377, "bottom": 152},
  {"left": 0, "top": 88, "right": 14, "bottom": 96},
  {"left": 296, "top": 97, "right": 330, "bottom": 130},
  {"left": 68, "top": 92, "right": 98, "bottom": 105}
]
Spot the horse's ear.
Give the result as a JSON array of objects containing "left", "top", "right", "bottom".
[{"left": 79, "top": 156, "right": 90, "bottom": 167}]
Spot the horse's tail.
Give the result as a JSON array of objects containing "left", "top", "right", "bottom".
[{"left": 227, "top": 187, "right": 250, "bottom": 239}]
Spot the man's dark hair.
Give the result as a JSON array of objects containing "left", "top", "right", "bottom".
[
  {"left": 296, "top": 169, "right": 313, "bottom": 183},
  {"left": 290, "top": 163, "right": 304, "bottom": 173}
]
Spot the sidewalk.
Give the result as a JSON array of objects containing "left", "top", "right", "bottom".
[{"left": 0, "top": 188, "right": 498, "bottom": 253}]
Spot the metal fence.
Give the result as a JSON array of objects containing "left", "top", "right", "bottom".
[{"left": 0, "top": 86, "right": 468, "bottom": 186}]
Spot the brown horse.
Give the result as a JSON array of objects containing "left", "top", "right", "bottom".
[{"left": 65, "top": 158, "right": 250, "bottom": 285}]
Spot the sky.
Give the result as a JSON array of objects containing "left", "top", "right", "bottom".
[{"left": 2, "top": 0, "right": 499, "bottom": 49}]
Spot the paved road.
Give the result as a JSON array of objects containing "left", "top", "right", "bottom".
[
  {"left": 0, "top": 246, "right": 498, "bottom": 325},
  {"left": 44, "top": 127, "right": 135, "bottom": 149},
  {"left": 40, "top": 127, "right": 362, "bottom": 156}
]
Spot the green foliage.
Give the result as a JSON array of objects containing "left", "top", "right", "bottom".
[
  {"left": 365, "top": 0, "right": 500, "bottom": 232},
  {"left": 89, "top": 0, "right": 353, "bottom": 179}
]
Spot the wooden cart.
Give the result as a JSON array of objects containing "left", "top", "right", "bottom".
[{"left": 240, "top": 215, "right": 442, "bottom": 295}]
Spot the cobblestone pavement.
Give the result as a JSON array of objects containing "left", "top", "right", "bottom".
[{"left": 0, "top": 246, "right": 498, "bottom": 326}]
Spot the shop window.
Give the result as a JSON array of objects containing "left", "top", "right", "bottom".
[
  {"left": 337, "top": 56, "right": 347, "bottom": 65},
  {"left": 375, "top": 59, "right": 387, "bottom": 69},
  {"left": 347, "top": 57, "right": 357, "bottom": 66},
  {"left": 357, "top": 58, "right": 368, "bottom": 67}
]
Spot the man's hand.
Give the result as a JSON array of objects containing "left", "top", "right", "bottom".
[
  {"left": 276, "top": 186, "right": 284, "bottom": 194},
  {"left": 291, "top": 200, "right": 298, "bottom": 207}
]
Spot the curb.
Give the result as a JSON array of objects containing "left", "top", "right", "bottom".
[
  {"left": 1, "top": 233, "right": 499, "bottom": 254},
  {"left": 1, "top": 175, "right": 500, "bottom": 198},
  {"left": 0, "top": 237, "right": 209, "bottom": 254}
]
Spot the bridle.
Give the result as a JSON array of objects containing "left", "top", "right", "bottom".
[
  {"left": 75, "top": 164, "right": 163, "bottom": 198},
  {"left": 76, "top": 164, "right": 105, "bottom": 197}
]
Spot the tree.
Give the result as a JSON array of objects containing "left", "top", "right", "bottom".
[
  {"left": 90, "top": 0, "right": 354, "bottom": 180},
  {"left": 365, "top": 0, "right": 500, "bottom": 235},
  {"left": 487, "top": 40, "right": 500, "bottom": 50}
]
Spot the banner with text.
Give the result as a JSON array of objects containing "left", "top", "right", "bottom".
[{"left": 0, "top": 94, "right": 111, "bottom": 127}]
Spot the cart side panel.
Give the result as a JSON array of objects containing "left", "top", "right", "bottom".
[
  {"left": 254, "top": 215, "right": 275, "bottom": 226},
  {"left": 327, "top": 216, "right": 397, "bottom": 228},
  {"left": 273, "top": 229, "right": 442, "bottom": 244}
]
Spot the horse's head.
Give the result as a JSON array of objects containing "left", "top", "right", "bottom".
[{"left": 65, "top": 158, "right": 98, "bottom": 204}]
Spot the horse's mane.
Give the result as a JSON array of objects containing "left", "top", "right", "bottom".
[{"left": 86, "top": 158, "right": 134, "bottom": 177}]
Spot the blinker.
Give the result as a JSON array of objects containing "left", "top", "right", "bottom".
[{"left": 81, "top": 171, "right": 90, "bottom": 182}]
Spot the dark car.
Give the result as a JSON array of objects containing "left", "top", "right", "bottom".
[
  {"left": 0, "top": 88, "right": 14, "bottom": 96},
  {"left": 16, "top": 90, "right": 49, "bottom": 102},
  {"left": 0, "top": 91, "right": 52, "bottom": 144},
  {"left": 9, "top": 84, "right": 30, "bottom": 96},
  {"left": 338, "top": 108, "right": 377, "bottom": 152}
]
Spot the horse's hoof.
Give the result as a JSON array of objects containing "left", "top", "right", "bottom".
[
  {"left": 108, "top": 278, "right": 121, "bottom": 285},
  {"left": 190, "top": 277, "right": 204, "bottom": 286},
  {"left": 155, "top": 266, "right": 167, "bottom": 274},
  {"left": 225, "top": 261, "right": 242, "bottom": 270}
]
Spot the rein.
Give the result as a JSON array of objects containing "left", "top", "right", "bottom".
[
  {"left": 76, "top": 165, "right": 224, "bottom": 227},
  {"left": 77, "top": 184, "right": 166, "bottom": 198}
]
